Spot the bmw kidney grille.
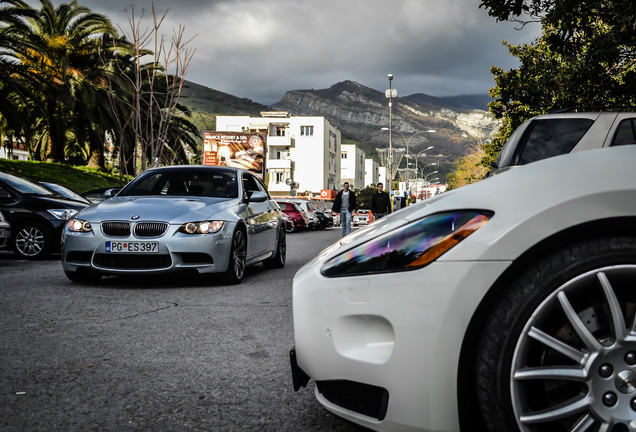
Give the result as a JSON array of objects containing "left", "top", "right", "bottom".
[{"left": 101, "top": 221, "right": 168, "bottom": 238}]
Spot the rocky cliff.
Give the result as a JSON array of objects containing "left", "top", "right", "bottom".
[{"left": 272, "top": 80, "right": 500, "bottom": 165}]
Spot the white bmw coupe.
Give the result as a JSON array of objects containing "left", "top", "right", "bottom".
[{"left": 291, "top": 145, "right": 636, "bottom": 432}]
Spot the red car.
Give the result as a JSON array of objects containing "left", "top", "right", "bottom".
[{"left": 275, "top": 200, "right": 308, "bottom": 232}]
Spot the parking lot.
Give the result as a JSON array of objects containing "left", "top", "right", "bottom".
[{"left": 0, "top": 228, "right": 367, "bottom": 432}]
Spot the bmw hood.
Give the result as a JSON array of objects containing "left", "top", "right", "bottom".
[{"left": 76, "top": 196, "right": 238, "bottom": 223}]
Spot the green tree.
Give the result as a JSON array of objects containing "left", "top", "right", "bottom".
[
  {"left": 355, "top": 185, "right": 378, "bottom": 210},
  {"left": 447, "top": 145, "right": 488, "bottom": 189},
  {"left": 480, "top": 0, "right": 636, "bottom": 165},
  {"left": 0, "top": 0, "right": 39, "bottom": 149},
  {"left": 8, "top": 0, "right": 117, "bottom": 163}
]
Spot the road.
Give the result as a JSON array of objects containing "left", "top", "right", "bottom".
[{"left": 0, "top": 227, "right": 368, "bottom": 432}]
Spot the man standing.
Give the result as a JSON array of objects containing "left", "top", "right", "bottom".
[
  {"left": 331, "top": 182, "right": 357, "bottom": 236},
  {"left": 370, "top": 182, "right": 391, "bottom": 220}
]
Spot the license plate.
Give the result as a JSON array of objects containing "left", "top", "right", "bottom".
[{"left": 105, "top": 241, "right": 158, "bottom": 253}]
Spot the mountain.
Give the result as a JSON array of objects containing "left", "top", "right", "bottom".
[
  {"left": 405, "top": 93, "right": 493, "bottom": 111},
  {"left": 177, "top": 79, "right": 500, "bottom": 180},
  {"left": 271, "top": 81, "right": 500, "bottom": 167},
  {"left": 179, "top": 80, "right": 269, "bottom": 131}
]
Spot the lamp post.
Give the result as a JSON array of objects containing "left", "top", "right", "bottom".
[
  {"left": 412, "top": 146, "right": 435, "bottom": 180},
  {"left": 381, "top": 130, "right": 435, "bottom": 192},
  {"left": 384, "top": 74, "right": 396, "bottom": 192},
  {"left": 425, "top": 170, "right": 438, "bottom": 184}
]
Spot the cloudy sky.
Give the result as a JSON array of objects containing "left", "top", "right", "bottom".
[{"left": 72, "top": 0, "right": 540, "bottom": 105}]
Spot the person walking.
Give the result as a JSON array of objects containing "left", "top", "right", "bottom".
[
  {"left": 331, "top": 182, "right": 357, "bottom": 236},
  {"left": 370, "top": 182, "right": 391, "bottom": 220}
]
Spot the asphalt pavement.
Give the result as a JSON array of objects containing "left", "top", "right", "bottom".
[{"left": 0, "top": 227, "right": 369, "bottom": 432}]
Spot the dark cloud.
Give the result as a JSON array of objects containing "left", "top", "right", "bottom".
[{"left": 29, "top": 0, "right": 540, "bottom": 105}]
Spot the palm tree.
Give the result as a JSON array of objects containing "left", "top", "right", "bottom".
[
  {"left": 0, "top": 0, "right": 39, "bottom": 148},
  {"left": 9, "top": 0, "right": 118, "bottom": 163}
]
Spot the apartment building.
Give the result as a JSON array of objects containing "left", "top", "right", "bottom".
[
  {"left": 340, "top": 144, "right": 366, "bottom": 190},
  {"left": 216, "top": 112, "right": 340, "bottom": 197},
  {"left": 364, "top": 158, "right": 379, "bottom": 187}
]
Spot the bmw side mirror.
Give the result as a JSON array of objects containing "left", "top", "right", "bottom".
[
  {"left": 248, "top": 191, "right": 268, "bottom": 203},
  {"left": 103, "top": 188, "right": 120, "bottom": 199}
]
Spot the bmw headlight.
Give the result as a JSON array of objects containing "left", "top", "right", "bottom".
[
  {"left": 321, "top": 211, "right": 492, "bottom": 277},
  {"left": 48, "top": 208, "right": 79, "bottom": 220},
  {"left": 67, "top": 218, "right": 92, "bottom": 232},
  {"left": 179, "top": 221, "right": 224, "bottom": 234}
]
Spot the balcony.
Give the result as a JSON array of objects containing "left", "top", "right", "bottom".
[
  {"left": 267, "top": 135, "right": 292, "bottom": 147},
  {"left": 267, "top": 159, "right": 292, "bottom": 170}
]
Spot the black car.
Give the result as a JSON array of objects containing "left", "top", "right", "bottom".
[
  {"left": 314, "top": 211, "right": 333, "bottom": 230},
  {"left": 0, "top": 171, "right": 88, "bottom": 259}
]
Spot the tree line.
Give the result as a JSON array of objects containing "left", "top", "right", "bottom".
[{"left": 0, "top": 0, "right": 199, "bottom": 177}]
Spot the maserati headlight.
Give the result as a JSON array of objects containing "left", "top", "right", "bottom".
[
  {"left": 67, "top": 218, "right": 92, "bottom": 232},
  {"left": 321, "top": 211, "right": 492, "bottom": 277},
  {"left": 179, "top": 221, "right": 224, "bottom": 234},
  {"left": 48, "top": 208, "right": 79, "bottom": 220}
]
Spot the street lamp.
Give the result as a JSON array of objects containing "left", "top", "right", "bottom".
[
  {"left": 425, "top": 170, "right": 438, "bottom": 184},
  {"left": 381, "top": 130, "right": 435, "bottom": 191},
  {"left": 412, "top": 146, "right": 435, "bottom": 180},
  {"left": 384, "top": 74, "right": 396, "bottom": 192}
]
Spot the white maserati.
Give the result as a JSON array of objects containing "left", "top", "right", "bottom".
[{"left": 291, "top": 145, "right": 636, "bottom": 432}]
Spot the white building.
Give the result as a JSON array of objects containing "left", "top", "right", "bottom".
[
  {"left": 364, "top": 158, "right": 379, "bottom": 187},
  {"left": 340, "top": 144, "right": 366, "bottom": 190},
  {"left": 378, "top": 166, "right": 387, "bottom": 187},
  {"left": 0, "top": 141, "right": 29, "bottom": 161},
  {"left": 215, "top": 112, "right": 340, "bottom": 198}
]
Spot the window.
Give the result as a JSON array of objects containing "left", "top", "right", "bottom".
[
  {"left": 242, "top": 173, "right": 262, "bottom": 193},
  {"left": 275, "top": 126, "right": 286, "bottom": 137},
  {"left": 301, "top": 126, "right": 314, "bottom": 136},
  {"left": 612, "top": 119, "right": 636, "bottom": 146},
  {"left": 513, "top": 118, "right": 594, "bottom": 165},
  {"left": 341, "top": 152, "right": 348, "bottom": 159},
  {"left": 275, "top": 172, "right": 285, "bottom": 183}
]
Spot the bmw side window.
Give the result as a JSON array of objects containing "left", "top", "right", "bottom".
[
  {"left": 512, "top": 118, "right": 594, "bottom": 165},
  {"left": 243, "top": 174, "right": 260, "bottom": 193},
  {"left": 611, "top": 119, "right": 636, "bottom": 146}
]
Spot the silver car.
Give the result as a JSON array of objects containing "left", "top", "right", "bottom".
[{"left": 61, "top": 166, "right": 286, "bottom": 284}]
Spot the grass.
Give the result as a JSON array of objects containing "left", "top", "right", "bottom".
[{"left": 0, "top": 159, "right": 130, "bottom": 194}]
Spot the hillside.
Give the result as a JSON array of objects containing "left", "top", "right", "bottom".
[
  {"left": 178, "top": 80, "right": 270, "bottom": 131},
  {"left": 271, "top": 80, "right": 499, "bottom": 177},
  {"left": 175, "top": 79, "right": 499, "bottom": 182}
]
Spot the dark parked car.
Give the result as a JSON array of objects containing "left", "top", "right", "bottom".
[
  {"left": 0, "top": 210, "right": 10, "bottom": 250},
  {"left": 314, "top": 210, "right": 332, "bottom": 230},
  {"left": 0, "top": 171, "right": 88, "bottom": 259},
  {"left": 39, "top": 181, "right": 92, "bottom": 205}
]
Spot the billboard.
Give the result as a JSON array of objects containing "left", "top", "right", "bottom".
[{"left": 202, "top": 132, "right": 266, "bottom": 178}]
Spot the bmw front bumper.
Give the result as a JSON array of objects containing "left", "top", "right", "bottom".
[{"left": 61, "top": 221, "right": 236, "bottom": 275}]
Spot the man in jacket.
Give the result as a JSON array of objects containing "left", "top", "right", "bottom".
[
  {"left": 370, "top": 182, "right": 391, "bottom": 220},
  {"left": 331, "top": 182, "right": 357, "bottom": 236}
]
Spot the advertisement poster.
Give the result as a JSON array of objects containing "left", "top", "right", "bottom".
[{"left": 202, "top": 132, "right": 266, "bottom": 179}]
